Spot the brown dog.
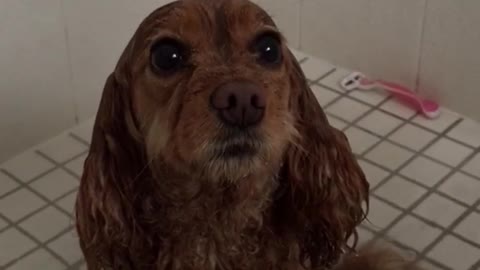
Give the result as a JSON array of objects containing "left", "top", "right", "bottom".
[{"left": 74, "top": 0, "right": 406, "bottom": 269}]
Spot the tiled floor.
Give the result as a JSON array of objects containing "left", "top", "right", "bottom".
[{"left": 1, "top": 49, "right": 480, "bottom": 270}]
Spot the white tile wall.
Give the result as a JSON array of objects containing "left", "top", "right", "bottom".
[
  {"left": 300, "top": 0, "right": 427, "bottom": 89},
  {"left": 0, "top": 0, "right": 76, "bottom": 162},
  {"left": 418, "top": 0, "right": 480, "bottom": 123}
]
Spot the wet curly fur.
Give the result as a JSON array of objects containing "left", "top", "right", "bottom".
[{"left": 75, "top": 0, "right": 374, "bottom": 269}]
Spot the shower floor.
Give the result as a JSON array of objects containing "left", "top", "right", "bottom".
[{"left": 1, "top": 49, "right": 479, "bottom": 270}]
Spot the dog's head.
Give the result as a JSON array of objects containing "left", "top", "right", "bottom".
[
  {"left": 78, "top": 0, "right": 369, "bottom": 268},
  {"left": 103, "top": 0, "right": 301, "bottom": 181}
]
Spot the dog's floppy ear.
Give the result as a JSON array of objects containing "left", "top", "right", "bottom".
[
  {"left": 276, "top": 50, "right": 369, "bottom": 268},
  {"left": 75, "top": 37, "right": 149, "bottom": 269}
]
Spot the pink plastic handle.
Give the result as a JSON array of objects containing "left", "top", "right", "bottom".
[
  {"left": 377, "top": 80, "right": 439, "bottom": 112},
  {"left": 361, "top": 79, "right": 440, "bottom": 118}
]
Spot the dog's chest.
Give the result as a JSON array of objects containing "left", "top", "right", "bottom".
[{"left": 153, "top": 226, "right": 286, "bottom": 270}]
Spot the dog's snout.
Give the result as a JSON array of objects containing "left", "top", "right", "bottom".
[{"left": 210, "top": 81, "right": 266, "bottom": 128}]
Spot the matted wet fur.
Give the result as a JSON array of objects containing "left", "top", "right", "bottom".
[{"left": 75, "top": 0, "right": 373, "bottom": 269}]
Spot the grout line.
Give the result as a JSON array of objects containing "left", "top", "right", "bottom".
[
  {"left": 470, "top": 258, "right": 480, "bottom": 270},
  {"left": 359, "top": 224, "right": 451, "bottom": 270},
  {"left": 413, "top": 169, "right": 480, "bottom": 265},
  {"left": 413, "top": 0, "right": 429, "bottom": 94},
  {"left": 366, "top": 118, "right": 462, "bottom": 244},
  {"left": 310, "top": 71, "right": 396, "bottom": 134},
  {"left": 35, "top": 151, "right": 83, "bottom": 182},
  {"left": 0, "top": 187, "right": 78, "bottom": 235},
  {"left": 66, "top": 260, "right": 85, "bottom": 270},
  {"left": 349, "top": 118, "right": 480, "bottom": 184},
  {"left": 372, "top": 143, "right": 480, "bottom": 265},
  {"left": 351, "top": 119, "right": 480, "bottom": 182},
  {"left": 357, "top": 112, "right": 419, "bottom": 162},
  {"left": 298, "top": 57, "right": 308, "bottom": 64},
  {"left": 317, "top": 69, "right": 480, "bottom": 267},
  {"left": 314, "top": 80, "right": 477, "bottom": 151},
  {"left": 370, "top": 193, "right": 480, "bottom": 250},
  {"left": 0, "top": 150, "right": 87, "bottom": 200},
  {"left": 69, "top": 133, "right": 91, "bottom": 147},
  {"left": 0, "top": 212, "right": 72, "bottom": 268},
  {"left": 59, "top": 0, "right": 79, "bottom": 124},
  {"left": 308, "top": 67, "right": 336, "bottom": 83},
  {"left": 0, "top": 149, "right": 86, "bottom": 267},
  {"left": 359, "top": 157, "right": 480, "bottom": 215},
  {"left": 0, "top": 169, "right": 75, "bottom": 221}
]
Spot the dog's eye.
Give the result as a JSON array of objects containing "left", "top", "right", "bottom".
[
  {"left": 254, "top": 33, "right": 282, "bottom": 66},
  {"left": 150, "top": 39, "right": 186, "bottom": 73}
]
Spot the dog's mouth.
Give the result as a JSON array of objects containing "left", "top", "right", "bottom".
[
  {"left": 212, "top": 129, "right": 262, "bottom": 159},
  {"left": 218, "top": 142, "right": 258, "bottom": 158}
]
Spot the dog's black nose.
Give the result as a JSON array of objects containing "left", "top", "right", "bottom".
[{"left": 210, "top": 80, "right": 266, "bottom": 128}]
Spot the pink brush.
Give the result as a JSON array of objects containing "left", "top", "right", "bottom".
[{"left": 340, "top": 72, "right": 440, "bottom": 119}]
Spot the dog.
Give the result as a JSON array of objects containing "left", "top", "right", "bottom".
[{"left": 75, "top": 0, "right": 417, "bottom": 269}]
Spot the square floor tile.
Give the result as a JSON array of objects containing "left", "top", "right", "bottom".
[
  {"left": 348, "top": 227, "right": 375, "bottom": 247},
  {"left": 387, "top": 215, "right": 442, "bottom": 251},
  {"left": 424, "top": 138, "right": 474, "bottom": 167},
  {"left": 357, "top": 160, "right": 390, "bottom": 189},
  {"left": 364, "top": 197, "right": 402, "bottom": 231},
  {"left": 327, "top": 114, "right": 349, "bottom": 130},
  {"left": 389, "top": 124, "right": 437, "bottom": 151},
  {"left": 454, "top": 212, "right": 480, "bottom": 245},
  {"left": 38, "top": 134, "right": 87, "bottom": 163},
  {"left": 412, "top": 109, "right": 460, "bottom": 133},
  {"left": 300, "top": 58, "right": 334, "bottom": 81},
  {"left": 48, "top": 229, "right": 83, "bottom": 264},
  {"left": 19, "top": 206, "right": 72, "bottom": 242},
  {"left": 65, "top": 153, "right": 87, "bottom": 178},
  {"left": 0, "top": 171, "right": 19, "bottom": 197},
  {"left": 400, "top": 156, "right": 450, "bottom": 187},
  {"left": 70, "top": 118, "right": 94, "bottom": 144},
  {"left": 447, "top": 118, "right": 480, "bottom": 148},
  {"left": 365, "top": 141, "right": 414, "bottom": 170},
  {"left": 416, "top": 260, "right": 444, "bottom": 270},
  {"left": 7, "top": 248, "right": 65, "bottom": 270},
  {"left": 380, "top": 99, "right": 417, "bottom": 119},
  {"left": 1, "top": 151, "right": 54, "bottom": 183},
  {"left": 0, "top": 228, "right": 37, "bottom": 266},
  {"left": 375, "top": 176, "right": 427, "bottom": 208},
  {"left": 55, "top": 191, "right": 77, "bottom": 215},
  {"left": 326, "top": 97, "right": 371, "bottom": 122},
  {"left": 311, "top": 84, "right": 340, "bottom": 107},
  {"left": 462, "top": 153, "right": 480, "bottom": 178},
  {"left": 319, "top": 67, "right": 350, "bottom": 92},
  {"left": 357, "top": 110, "right": 404, "bottom": 137},
  {"left": 413, "top": 193, "right": 466, "bottom": 228},
  {"left": 344, "top": 127, "right": 380, "bottom": 155},
  {"left": 0, "top": 189, "right": 46, "bottom": 222},
  {"left": 427, "top": 235, "right": 480, "bottom": 270},
  {"left": 438, "top": 172, "right": 480, "bottom": 205},
  {"left": 30, "top": 169, "right": 79, "bottom": 200}
]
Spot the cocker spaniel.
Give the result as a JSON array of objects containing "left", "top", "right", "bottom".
[{"left": 75, "top": 0, "right": 417, "bottom": 269}]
